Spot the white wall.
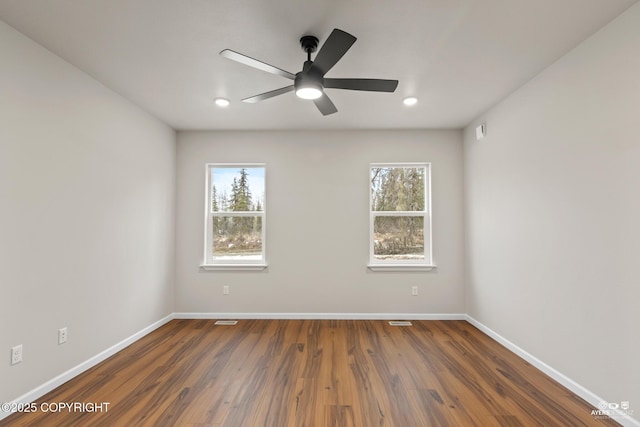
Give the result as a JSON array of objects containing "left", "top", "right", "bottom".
[
  {"left": 0, "top": 21, "right": 176, "bottom": 403},
  {"left": 464, "top": 3, "right": 640, "bottom": 413},
  {"left": 176, "top": 130, "right": 464, "bottom": 315}
]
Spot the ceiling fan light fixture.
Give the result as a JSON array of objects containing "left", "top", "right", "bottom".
[
  {"left": 295, "top": 87, "right": 322, "bottom": 100},
  {"left": 295, "top": 84, "right": 322, "bottom": 100},
  {"left": 294, "top": 70, "right": 323, "bottom": 100}
]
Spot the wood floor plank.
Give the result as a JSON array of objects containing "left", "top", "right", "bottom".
[{"left": 0, "top": 320, "right": 622, "bottom": 427}]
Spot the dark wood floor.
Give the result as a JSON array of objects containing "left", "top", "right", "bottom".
[{"left": 1, "top": 319, "right": 619, "bottom": 426}]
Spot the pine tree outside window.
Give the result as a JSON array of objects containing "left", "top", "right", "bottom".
[
  {"left": 202, "top": 164, "right": 266, "bottom": 270},
  {"left": 369, "top": 163, "right": 435, "bottom": 271}
]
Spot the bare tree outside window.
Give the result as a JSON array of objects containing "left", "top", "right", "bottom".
[{"left": 370, "top": 164, "right": 431, "bottom": 265}]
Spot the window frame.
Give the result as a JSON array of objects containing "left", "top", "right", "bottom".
[
  {"left": 368, "top": 162, "right": 436, "bottom": 271},
  {"left": 201, "top": 163, "right": 267, "bottom": 271}
]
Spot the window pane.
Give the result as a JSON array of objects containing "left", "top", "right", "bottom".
[
  {"left": 213, "top": 216, "right": 262, "bottom": 260},
  {"left": 373, "top": 216, "right": 424, "bottom": 260},
  {"left": 211, "top": 167, "right": 265, "bottom": 212},
  {"left": 371, "top": 167, "right": 425, "bottom": 211}
]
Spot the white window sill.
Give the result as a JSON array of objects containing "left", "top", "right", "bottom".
[
  {"left": 367, "top": 264, "right": 437, "bottom": 272},
  {"left": 201, "top": 264, "right": 268, "bottom": 271}
]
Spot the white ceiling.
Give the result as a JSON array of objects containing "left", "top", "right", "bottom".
[{"left": 0, "top": 0, "right": 636, "bottom": 130}]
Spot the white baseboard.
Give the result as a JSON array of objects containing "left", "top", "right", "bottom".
[
  {"left": 173, "top": 312, "right": 466, "bottom": 320},
  {"left": 0, "top": 313, "right": 175, "bottom": 422},
  {"left": 465, "top": 315, "right": 640, "bottom": 427}
]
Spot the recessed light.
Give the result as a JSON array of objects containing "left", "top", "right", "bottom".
[
  {"left": 403, "top": 97, "right": 418, "bottom": 106},
  {"left": 215, "top": 98, "right": 230, "bottom": 107}
]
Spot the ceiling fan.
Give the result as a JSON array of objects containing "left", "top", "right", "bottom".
[{"left": 220, "top": 28, "right": 399, "bottom": 116}]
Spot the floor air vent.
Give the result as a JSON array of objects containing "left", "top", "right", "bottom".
[
  {"left": 388, "top": 321, "right": 412, "bottom": 326},
  {"left": 214, "top": 320, "right": 238, "bottom": 325}
]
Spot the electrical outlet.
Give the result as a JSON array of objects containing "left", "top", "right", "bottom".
[
  {"left": 411, "top": 286, "right": 418, "bottom": 296},
  {"left": 11, "top": 345, "right": 23, "bottom": 365},
  {"left": 58, "top": 327, "right": 68, "bottom": 345},
  {"left": 223, "top": 285, "right": 229, "bottom": 295}
]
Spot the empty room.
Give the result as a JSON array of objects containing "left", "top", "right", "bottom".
[{"left": 1, "top": 1, "right": 638, "bottom": 426}]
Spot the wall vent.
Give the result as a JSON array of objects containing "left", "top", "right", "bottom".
[
  {"left": 214, "top": 320, "right": 238, "bottom": 325},
  {"left": 388, "top": 321, "right": 412, "bottom": 326}
]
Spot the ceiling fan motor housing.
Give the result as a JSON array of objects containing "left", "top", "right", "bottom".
[{"left": 295, "top": 64, "right": 323, "bottom": 88}]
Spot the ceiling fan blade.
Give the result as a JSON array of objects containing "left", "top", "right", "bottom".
[
  {"left": 311, "top": 29, "right": 357, "bottom": 76},
  {"left": 220, "top": 49, "right": 296, "bottom": 80},
  {"left": 324, "top": 78, "right": 399, "bottom": 92},
  {"left": 242, "top": 86, "right": 294, "bottom": 103},
  {"left": 313, "top": 93, "right": 338, "bottom": 116}
]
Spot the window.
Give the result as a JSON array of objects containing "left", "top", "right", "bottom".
[
  {"left": 369, "top": 163, "right": 434, "bottom": 271},
  {"left": 202, "top": 164, "right": 266, "bottom": 270}
]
